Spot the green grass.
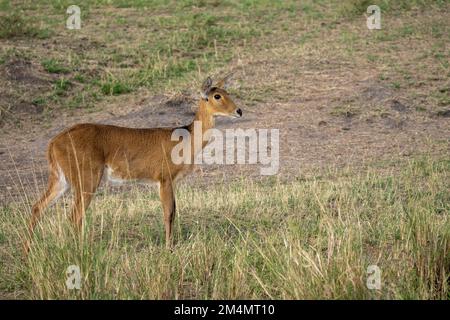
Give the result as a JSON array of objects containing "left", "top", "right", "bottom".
[
  {"left": 54, "top": 78, "right": 71, "bottom": 92},
  {"left": 42, "top": 59, "right": 70, "bottom": 74},
  {"left": 338, "top": 0, "right": 446, "bottom": 18},
  {"left": 0, "top": 158, "right": 448, "bottom": 299},
  {"left": 1, "top": 0, "right": 448, "bottom": 120},
  {"left": 1, "top": 0, "right": 289, "bottom": 113},
  {"left": 100, "top": 80, "right": 132, "bottom": 96},
  {"left": 32, "top": 97, "right": 47, "bottom": 107},
  {"left": 0, "top": 11, "right": 51, "bottom": 39},
  {"left": 391, "top": 81, "right": 401, "bottom": 90}
]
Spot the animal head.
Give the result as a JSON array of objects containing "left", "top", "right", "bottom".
[{"left": 200, "top": 74, "right": 242, "bottom": 118}]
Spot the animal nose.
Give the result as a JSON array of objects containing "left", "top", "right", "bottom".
[{"left": 236, "top": 108, "right": 243, "bottom": 117}]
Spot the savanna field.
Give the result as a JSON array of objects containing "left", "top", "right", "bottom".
[{"left": 0, "top": 0, "right": 449, "bottom": 299}]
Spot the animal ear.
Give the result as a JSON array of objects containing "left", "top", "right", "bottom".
[
  {"left": 216, "top": 72, "right": 233, "bottom": 90},
  {"left": 201, "top": 76, "right": 213, "bottom": 100}
]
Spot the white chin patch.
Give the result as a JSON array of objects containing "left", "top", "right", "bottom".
[{"left": 214, "top": 112, "right": 235, "bottom": 118}]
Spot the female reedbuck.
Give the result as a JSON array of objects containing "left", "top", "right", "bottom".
[{"left": 25, "top": 75, "right": 242, "bottom": 252}]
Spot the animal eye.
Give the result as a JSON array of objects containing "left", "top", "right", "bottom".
[{"left": 214, "top": 94, "right": 221, "bottom": 100}]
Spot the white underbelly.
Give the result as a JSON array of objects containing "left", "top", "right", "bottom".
[{"left": 104, "top": 166, "right": 158, "bottom": 186}]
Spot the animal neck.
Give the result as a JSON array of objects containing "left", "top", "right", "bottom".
[{"left": 188, "top": 99, "right": 215, "bottom": 149}]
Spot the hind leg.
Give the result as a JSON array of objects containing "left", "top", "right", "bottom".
[
  {"left": 25, "top": 169, "right": 68, "bottom": 253},
  {"left": 68, "top": 164, "right": 103, "bottom": 231}
]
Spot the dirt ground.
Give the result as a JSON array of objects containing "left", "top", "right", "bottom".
[{"left": 0, "top": 7, "right": 449, "bottom": 204}]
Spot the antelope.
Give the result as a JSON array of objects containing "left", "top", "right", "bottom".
[{"left": 25, "top": 75, "right": 242, "bottom": 253}]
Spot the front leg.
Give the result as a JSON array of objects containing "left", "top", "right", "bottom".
[{"left": 159, "top": 180, "right": 176, "bottom": 249}]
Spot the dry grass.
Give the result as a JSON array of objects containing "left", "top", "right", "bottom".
[{"left": 0, "top": 157, "right": 448, "bottom": 299}]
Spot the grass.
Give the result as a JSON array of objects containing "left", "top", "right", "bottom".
[
  {"left": 2, "top": 0, "right": 285, "bottom": 114},
  {"left": 0, "top": 11, "right": 46, "bottom": 39},
  {"left": 42, "top": 59, "right": 70, "bottom": 74},
  {"left": 338, "top": 0, "right": 447, "bottom": 17},
  {"left": 100, "top": 81, "right": 131, "bottom": 96},
  {"left": 330, "top": 104, "right": 361, "bottom": 118},
  {"left": 0, "top": 0, "right": 448, "bottom": 121},
  {"left": 0, "top": 157, "right": 448, "bottom": 299}
]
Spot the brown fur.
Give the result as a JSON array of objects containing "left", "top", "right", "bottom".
[{"left": 25, "top": 76, "right": 241, "bottom": 253}]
